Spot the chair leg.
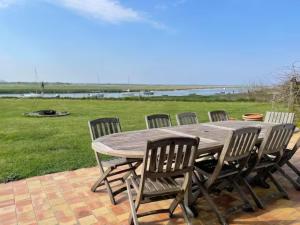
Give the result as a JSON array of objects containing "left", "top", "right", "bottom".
[
  {"left": 241, "top": 177, "right": 265, "bottom": 209},
  {"left": 286, "top": 161, "right": 300, "bottom": 176},
  {"left": 169, "top": 193, "right": 185, "bottom": 217},
  {"left": 274, "top": 164, "right": 300, "bottom": 191},
  {"left": 180, "top": 203, "right": 192, "bottom": 225},
  {"left": 91, "top": 167, "right": 112, "bottom": 192},
  {"left": 169, "top": 194, "right": 192, "bottom": 224},
  {"left": 198, "top": 183, "right": 228, "bottom": 225},
  {"left": 267, "top": 171, "right": 289, "bottom": 199},
  {"left": 128, "top": 161, "right": 142, "bottom": 179},
  {"left": 93, "top": 158, "right": 116, "bottom": 205},
  {"left": 230, "top": 178, "right": 255, "bottom": 212},
  {"left": 104, "top": 179, "right": 116, "bottom": 205},
  {"left": 126, "top": 179, "right": 139, "bottom": 225}
]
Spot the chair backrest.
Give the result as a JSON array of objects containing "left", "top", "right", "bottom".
[
  {"left": 142, "top": 137, "right": 199, "bottom": 177},
  {"left": 176, "top": 112, "right": 198, "bottom": 125},
  {"left": 145, "top": 114, "right": 172, "bottom": 129},
  {"left": 88, "top": 117, "right": 122, "bottom": 141},
  {"left": 206, "top": 127, "right": 260, "bottom": 187},
  {"left": 208, "top": 110, "right": 229, "bottom": 122},
  {"left": 278, "top": 136, "right": 300, "bottom": 166},
  {"left": 135, "top": 137, "right": 199, "bottom": 203},
  {"left": 257, "top": 124, "right": 295, "bottom": 159},
  {"left": 264, "top": 111, "right": 295, "bottom": 124},
  {"left": 222, "top": 127, "right": 261, "bottom": 161}
]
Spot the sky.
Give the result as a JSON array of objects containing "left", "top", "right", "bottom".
[{"left": 0, "top": 0, "right": 300, "bottom": 85}]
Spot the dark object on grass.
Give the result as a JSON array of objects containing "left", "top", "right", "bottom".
[
  {"left": 40, "top": 109, "right": 56, "bottom": 115},
  {"left": 24, "top": 109, "right": 70, "bottom": 117}
]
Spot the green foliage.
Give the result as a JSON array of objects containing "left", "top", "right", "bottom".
[
  {"left": 119, "top": 94, "right": 257, "bottom": 102},
  {"left": 0, "top": 98, "right": 280, "bottom": 183}
]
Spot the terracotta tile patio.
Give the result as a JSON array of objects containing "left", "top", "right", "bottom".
[{"left": 1, "top": 137, "right": 300, "bottom": 225}]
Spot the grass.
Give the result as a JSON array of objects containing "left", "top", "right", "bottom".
[
  {"left": 0, "top": 82, "right": 244, "bottom": 94},
  {"left": 0, "top": 98, "right": 285, "bottom": 183}
]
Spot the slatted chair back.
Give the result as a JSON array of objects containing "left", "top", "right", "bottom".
[
  {"left": 136, "top": 137, "right": 199, "bottom": 200},
  {"left": 264, "top": 111, "right": 295, "bottom": 124},
  {"left": 257, "top": 124, "right": 295, "bottom": 159},
  {"left": 208, "top": 110, "right": 229, "bottom": 122},
  {"left": 206, "top": 127, "right": 260, "bottom": 188},
  {"left": 88, "top": 117, "right": 121, "bottom": 140},
  {"left": 223, "top": 127, "right": 261, "bottom": 161},
  {"left": 176, "top": 112, "right": 199, "bottom": 125},
  {"left": 142, "top": 137, "right": 199, "bottom": 177},
  {"left": 145, "top": 114, "right": 172, "bottom": 129}
]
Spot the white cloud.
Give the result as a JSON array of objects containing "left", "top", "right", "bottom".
[
  {"left": 52, "top": 0, "right": 171, "bottom": 30},
  {"left": 0, "top": 0, "right": 170, "bottom": 31},
  {"left": 54, "top": 0, "right": 142, "bottom": 23},
  {"left": 0, "top": 0, "right": 16, "bottom": 8}
]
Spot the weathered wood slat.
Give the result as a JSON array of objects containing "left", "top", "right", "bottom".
[
  {"left": 176, "top": 112, "right": 199, "bottom": 125},
  {"left": 208, "top": 110, "right": 229, "bottom": 122},
  {"left": 145, "top": 114, "right": 172, "bottom": 129},
  {"left": 264, "top": 111, "right": 295, "bottom": 124}
]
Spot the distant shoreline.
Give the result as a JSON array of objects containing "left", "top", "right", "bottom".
[{"left": 0, "top": 82, "right": 247, "bottom": 94}]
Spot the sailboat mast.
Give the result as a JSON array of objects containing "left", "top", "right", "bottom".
[
  {"left": 97, "top": 73, "right": 101, "bottom": 92},
  {"left": 34, "top": 67, "right": 38, "bottom": 94}
]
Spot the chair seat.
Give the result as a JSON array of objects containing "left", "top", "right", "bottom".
[
  {"left": 195, "top": 159, "right": 239, "bottom": 178},
  {"left": 254, "top": 154, "right": 278, "bottom": 170},
  {"left": 196, "top": 153, "right": 216, "bottom": 162},
  {"left": 130, "top": 176, "right": 182, "bottom": 197},
  {"left": 102, "top": 157, "right": 139, "bottom": 168}
]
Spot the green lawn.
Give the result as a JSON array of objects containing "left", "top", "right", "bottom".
[{"left": 0, "top": 98, "right": 284, "bottom": 183}]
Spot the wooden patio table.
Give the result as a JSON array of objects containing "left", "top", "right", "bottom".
[
  {"left": 92, "top": 121, "right": 278, "bottom": 159},
  {"left": 91, "top": 121, "right": 294, "bottom": 215}
]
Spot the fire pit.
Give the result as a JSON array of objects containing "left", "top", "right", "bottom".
[{"left": 24, "top": 109, "right": 70, "bottom": 117}]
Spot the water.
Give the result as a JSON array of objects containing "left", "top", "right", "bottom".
[{"left": 0, "top": 87, "right": 246, "bottom": 99}]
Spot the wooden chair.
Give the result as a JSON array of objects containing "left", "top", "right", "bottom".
[
  {"left": 88, "top": 117, "right": 142, "bottom": 205},
  {"left": 145, "top": 114, "right": 172, "bottom": 129},
  {"left": 240, "top": 124, "right": 295, "bottom": 209},
  {"left": 176, "top": 112, "right": 199, "bottom": 125},
  {"left": 263, "top": 111, "right": 298, "bottom": 183},
  {"left": 126, "top": 137, "right": 200, "bottom": 225},
  {"left": 194, "top": 127, "right": 261, "bottom": 225},
  {"left": 264, "top": 111, "right": 295, "bottom": 124},
  {"left": 208, "top": 110, "right": 229, "bottom": 122}
]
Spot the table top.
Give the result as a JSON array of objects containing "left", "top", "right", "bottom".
[{"left": 92, "top": 121, "right": 278, "bottom": 159}]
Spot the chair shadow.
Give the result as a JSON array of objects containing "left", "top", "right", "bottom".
[{"left": 194, "top": 177, "right": 300, "bottom": 225}]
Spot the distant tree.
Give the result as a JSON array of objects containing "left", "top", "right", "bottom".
[{"left": 273, "top": 62, "right": 300, "bottom": 111}]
